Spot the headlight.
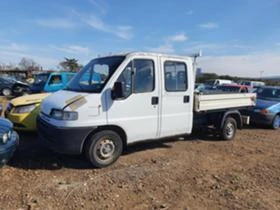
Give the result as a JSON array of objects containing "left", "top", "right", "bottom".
[
  {"left": 2, "top": 133, "right": 9, "bottom": 144},
  {"left": 13, "top": 104, "right": 36, "bottom": 114},
  {"left": 50, "top": 109, "right": 78, "bottom": 121}
]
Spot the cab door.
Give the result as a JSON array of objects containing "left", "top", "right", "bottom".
[
  {"left": 159, "top": 57, "right": 193, "bottom": 137},
  {"left": 107, "top": 56, "right": 159, "bottom": 143},
  {"left": 46, "top": 74, "right": 64, "bottom": 92}
]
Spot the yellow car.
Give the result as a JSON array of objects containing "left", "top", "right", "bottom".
[{"left": 5, "top": 93, "right": 50, "bottom": 131}]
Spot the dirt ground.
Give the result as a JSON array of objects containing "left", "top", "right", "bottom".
[{"left": 0, "top": 126, "right": 279, "bottom": 210}]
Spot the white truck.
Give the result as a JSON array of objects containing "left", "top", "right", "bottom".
[{"left": 37, "top": 52, "right": 256, "bottom": 168}]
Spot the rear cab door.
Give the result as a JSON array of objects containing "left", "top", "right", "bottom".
[{"left": 159, "top": 56, "right": 194, "bottom": 137}]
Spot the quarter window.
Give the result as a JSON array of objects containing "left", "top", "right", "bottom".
[{"left": 164, "top": 61, "right": 187, "bottom": 91}]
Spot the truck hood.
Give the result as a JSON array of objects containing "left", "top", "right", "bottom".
[
  {"left": 256, "top": 98, "right": 280, "bottom": 110},
  {"left": 10, "top": 93, "right": 51, "bottom": 106},
  {"left": 41, "top": 90, "right": 91, "bottom": 115}
]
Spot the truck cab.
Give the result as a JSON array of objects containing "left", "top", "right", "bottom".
[
  {"left": 38, "top": 52, "right": 255, "bottom": 168},
  {"left": 30, "top": 72, "right": 75, "bottom": 94}
]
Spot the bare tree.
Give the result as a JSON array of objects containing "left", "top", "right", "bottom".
[{"left": 18, "top": 57, "right": 41, "bottom": 71}]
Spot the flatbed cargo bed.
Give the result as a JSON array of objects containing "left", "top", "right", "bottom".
[{"left": 194, "top": 92, "right": 256, "bottom": 112}]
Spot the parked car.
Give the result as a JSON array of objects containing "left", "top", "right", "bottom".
[
  {"left": 216, "top": 84, "right": 249, "bottom": 93},
  {"left": 246, "top": 86, "right": 280, "bottom": 129},
  {"left": 0, "top": 77, "right": 30, "bottom": 96},
  {"left": 238, "top": 80, "right": 265, "bottom": 88},
  {"left": 0, "top": 117, "right": 19, "bottom": 167},
  {"left": 204, "top": 79, "right": 233, "bottom": 88},
  {"left": 30, "top": 72, "right": 75, "bottom": 94},
  {"left": 5, "top": 93, "right": 50, "bottom": 131}
]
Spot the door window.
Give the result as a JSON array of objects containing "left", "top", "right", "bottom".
[
  {"left": 164, "top": 61, "right": 187, "bottom": 91},
  {"left": 49, "top": 75, "right": 62, "bottom": 85},
  {"left": 117, "top": 59, "right": 155, "bottom": 98}
]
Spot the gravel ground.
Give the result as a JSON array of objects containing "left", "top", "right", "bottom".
[{"left": 0, "top": 126, "right": 279, "bottom": 210}]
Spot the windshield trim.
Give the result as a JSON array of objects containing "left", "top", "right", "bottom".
[{"left": 65, "top": 55, "right": 126, "bottom": 93}]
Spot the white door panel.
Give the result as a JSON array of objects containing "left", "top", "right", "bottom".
[{"left": 159, "top": 57, "right": 193, "bottom": 137}]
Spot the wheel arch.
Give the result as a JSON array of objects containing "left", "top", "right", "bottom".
[
  {"left": 220, "top": 110, "right": 242, "bottom": 130},
  {"left": 81, "top": 124, "right": 127, "bottom": 153}
]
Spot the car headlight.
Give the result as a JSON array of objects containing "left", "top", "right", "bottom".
[
  {"left": 13, "top": 104, "right": 36, "bottom": 114},
  {"left": 50, "top": 109, "right": 78, "bottom": 121},
  {"left": 2, "top": 133, "right": 9, "bottom": 144}
]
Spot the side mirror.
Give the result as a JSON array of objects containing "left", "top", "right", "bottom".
[{"left": 111, "top": 82, "right": 124, "bottom": 100}]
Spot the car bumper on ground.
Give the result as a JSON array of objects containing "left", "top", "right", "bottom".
[
  {"left": 37, "top": 116, "right": 95, "bottom": 155},
  {"left": 0, "top": 131, "right": 19, "bottom": 165},
  {"left": 244, "top": 109, "right": 275, "bottom": 125}
]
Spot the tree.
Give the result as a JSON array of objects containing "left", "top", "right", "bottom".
[
  {"left": 59, "top": 58, "right": 82, "bottom": 72},
  {"left": 18, "top": 57, "right": 41, "bottom": 71}
]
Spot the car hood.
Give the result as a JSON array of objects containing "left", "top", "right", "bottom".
[
  {"left": 10, "top": 93, "right": 51, "bottom": 106},
  {"left": 0, "top": 117, "right": 13, "bottom": 133},
  {"left": 256, "top": 98, "right": 280, "bottom": 110},
  {"left": 41, "top": 90, "right": 91, "bottom": 115}
]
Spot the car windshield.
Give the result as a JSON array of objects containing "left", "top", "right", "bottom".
[
  {"left": 257, "top": 87, "right": 280, "bottom": 101},
  {"left": 217, "top": 86, "right": 241, "bottom": 92},
  {"left": 65, "top": 56, "right": 125, "bottom": 93},
  {"left": 34, "top": 74, "right": 50, "bottom": 85}
]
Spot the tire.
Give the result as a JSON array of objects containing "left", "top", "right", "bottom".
[
  {"left": 221, "top": 117, "right": 237, "bottom": 140},
  {"left": 272, "top": 115, "right": 280, "bottom": 130},
  {"left": 85, "top": 130, "right": 123, "bottom": 168},
  {"left": 2, "top": 88, "right": 11, "bottom": 96}
]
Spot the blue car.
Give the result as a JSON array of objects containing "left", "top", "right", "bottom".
[
  {"left": 246, "top": 86, "right": 280, "bottom": 129},
  {"left": 30, "top": 72, "right": 76, "bottom": 94},
  {"left": 0, "top": 118, "right": 19, "bottom": 167}
]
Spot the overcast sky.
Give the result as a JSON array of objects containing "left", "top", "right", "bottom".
[{"left": 0, "top": 0, "right": 280, "bottom": 77}]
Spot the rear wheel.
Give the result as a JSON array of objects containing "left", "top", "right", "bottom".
[
  {"left": 2, "top": 88, "right": 11, "bottom": 96},
  {"left": 272, "top": 115, "right": 280, "bottom": 129},
  {"left": 85, "top": 130, "right": 123, "bottom": 168},
  {"left": 221, "top": 117, "right": 237, "bottom": 140}
]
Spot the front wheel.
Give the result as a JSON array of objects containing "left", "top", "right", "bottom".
[
  {"left": 85, "top": 130, "right": 123, "bottom": 168},
  {"left": 221, "top": 117, "right": 237, "bottom": 140},
  {"left": 272, "top": 115, "right": 280, "bottom": 130},
  {"left": 2, "top": 88, "right": 11, "bottom": 96}
]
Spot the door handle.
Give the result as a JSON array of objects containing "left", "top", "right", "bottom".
[
  {"left": 151, "top": 96, "right": 159, "bottom": 105},
  {"left": 183, "top": 95, "right": 190, "bottom": 103}
]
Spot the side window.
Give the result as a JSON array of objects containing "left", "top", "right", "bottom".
[
  {"left": 49, "top": 75, "right": 62, "bottom": 85},
  {"left": 164, "top": 61, "right": 187, "bottom": 92},
  {"left": 133, "top": 59, "right": 155, "bottom": 93},
  {"left": 117, "top": 62, "right": 133, "bottom": 98},
  {"left": 116, "top": 59, "right": 155, "bottom": 98}
]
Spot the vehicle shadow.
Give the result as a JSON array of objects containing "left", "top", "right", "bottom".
[
  {"left": 8, "top": 130, "right": 231, "bottom": 170},
  {"left": 8, "top": 131, "right": 93, "bottom": 170}
]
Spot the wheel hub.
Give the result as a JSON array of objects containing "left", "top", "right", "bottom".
[
  {"left": 98, "top": 139, "right": 115, "bottom": 159},
  {"left": 226, "top": 123, "right": 234, "bottom": 137},
  {"left": 273, "top": 116, "right": 280, "bottom": 128}
]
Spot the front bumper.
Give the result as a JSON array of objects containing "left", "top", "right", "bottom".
[
  {"left": 0, "top": 131, "right": 19, "bottom": 165},
  {"left": 5, "top": 107, "right": 40, "bottom": 131},
  {"left": 37, "top": 116, "right": 95, "bottom": 155},
  {"left": 244, "top": 109, "right": 275, "bottom": 125}
]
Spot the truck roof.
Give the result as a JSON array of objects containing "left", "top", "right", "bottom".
[{"left": 98, "top": 51, "right": 195, "bottom": 61}]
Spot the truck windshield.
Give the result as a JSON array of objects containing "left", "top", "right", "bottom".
[
  {"left": 34, "top": 73, "right": 50, "bottom": 85},
  {"left": 65, "top": 56, "right": 125, "bottom": 93}
]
